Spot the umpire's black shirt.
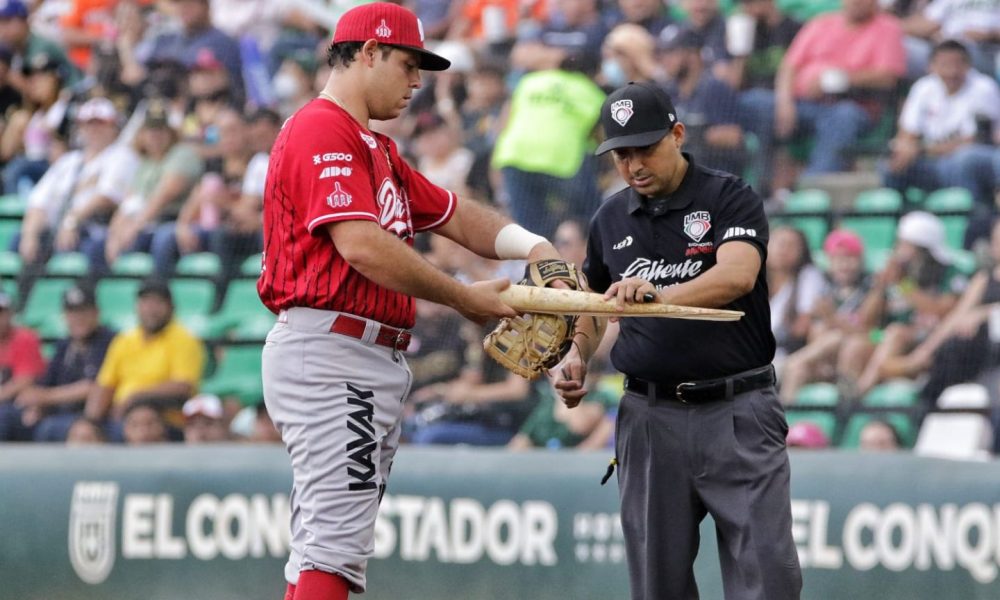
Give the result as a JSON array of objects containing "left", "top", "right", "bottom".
[{"left": 584, "top": 155, "right": 775, "bottom": 382}]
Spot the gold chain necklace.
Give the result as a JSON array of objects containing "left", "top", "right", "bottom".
[{"left": 318, "top": 92, "right": 393, "bottom": 168}]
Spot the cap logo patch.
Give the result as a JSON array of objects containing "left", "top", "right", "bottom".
[
  {"left": 375, "top": 19, "right": 392, "bottom": 38},
  {"left": 417, "top": 18, "right": 425, "bottom": 42},
  {"left": 611, "top": 99, "right": 634, "bottom": 127},
  {"left": 669, "top": 113, "right": 676, "bottom": 123}
]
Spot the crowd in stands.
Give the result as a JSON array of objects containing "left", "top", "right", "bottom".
[{"left": 0, "top": 0, "right": 997, "bottom": 456}]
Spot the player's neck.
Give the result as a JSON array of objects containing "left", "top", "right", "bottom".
[{"left": 319, "top": 81, "right": 371, "bottom": 128}]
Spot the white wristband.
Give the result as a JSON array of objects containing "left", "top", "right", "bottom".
[{"left": 494, "top": 223, "right": 547, "bottom": 260}]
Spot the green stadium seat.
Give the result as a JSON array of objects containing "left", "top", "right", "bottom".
[
  {"left": 0, "top": 194, "right": 27, "bottom": 218},
  {"left": 862, "top": 380, "right": 919, "bottom": 408},
  {"left": 0, "top": 220, "right": 20, "bottom": 251},
  {"left": 924, "top": 187, "right": 973, "bottom": 213},
  {"left": 176, "top": 252, "right": 221, "bottom": 277},
  {"left": 793, "top": 383, "right": 839, "bottom": 408},
  {"left": 201, "top": 345, "right": 264, "bottom": 405},
  {"left": 772, "top": 216, "right": 828, "bottom": 252},
  {"left": 839, "top": 412, "right": 916, "bottom": 449},
  {"left": 45, "top": 252, "right": 88, "bottom": 277},
  {"left": 905, "top": 187, "right": 926, "bottom": 207},
  {"left": 169, "top": 278, "right": 215, "bottom": 317},
  {"left": 21, "top": 278, "right": 73, "bottom": 336},
  {"left": 0, "top": 251, "right": 21, "bottom": 276},
  {"left": 864, "top": 247, "right": 892, "bottom": 273},
  {"left": 178, "top": 314, "right": 212, "bottom": 339},
  {"left": 777, "top": 0, "right": 841, "bottom": 21},
  {"left": 240, "top": 253, "right": 262, "bottom": 277},
  {"left": 940, "top": 215, "right": 967, "bottom": 249},
  {"left": 1, "top": 278, "right": 16, "bottom": 302},
  {"left": 949, "top": 249, "right": 978, "bottom": 276},
  {"left": 206, "top": 278, "right": 272, "bottom": 339},
  {"left": 111, "top": 252, "right": 154, "bottom": 277},
  {"left": 784, "top": 410, "right": 837, "bottom": 442},
  {"left": 853, "top": 188, "right": 902, "bottom": 214},
  {"left": 840, "top": 216, "right": 896, "bottom": 252},
  {"left": 96, "top": 279, "right": 140, "bottom": 330},
  {"left": 783, "top": 189, "right": 831, "bottom": 214}
]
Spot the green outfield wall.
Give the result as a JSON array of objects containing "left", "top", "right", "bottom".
[{"left": 1, "top": 446, "right": 999, "bottom": 600}]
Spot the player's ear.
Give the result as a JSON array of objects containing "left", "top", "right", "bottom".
[{"left": 360, "top": 39, "right": 380, "bottom": 66}]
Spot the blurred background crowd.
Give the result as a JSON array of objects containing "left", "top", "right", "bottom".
[{"left": 0, "top": 0, "right": 997, "bottom": 458}]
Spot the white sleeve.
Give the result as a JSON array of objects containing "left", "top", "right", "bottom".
[
  {"left": 95, "top": 146, "right": 141, "bottom": 204},
  {"left": 241, "top": 152, "right": 269, "bottom": 198},
  {"left": 923, "top": 0, "right": 950, "bottom": 24},
  {"left": 898, "top": 80, "right": 927, "bottom": 135},
  {"left": 27, "top": 153, "right": 74, "bottom": 210},
  {"left": 795, "top": 266, "right": 828, "bottom": 315}
]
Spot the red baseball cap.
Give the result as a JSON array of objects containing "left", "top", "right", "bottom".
[{"left": 332, "top": 2, "right": 450, "bottom": 71}]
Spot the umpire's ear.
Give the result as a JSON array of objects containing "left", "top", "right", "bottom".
[{"left": 669, "top": 122, "right": 686, "bottom": 149}]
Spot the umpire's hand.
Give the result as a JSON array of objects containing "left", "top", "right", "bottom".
[
  {"left": 552, "top": 352, "right": 588, "bottom": 409},
  {"left": 603, "top": 277, "right": 659, "bottom": 322}
]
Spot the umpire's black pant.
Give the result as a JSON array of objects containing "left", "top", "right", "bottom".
[{"left": 616, "top": 385, "right": 802, "bottom": 600}]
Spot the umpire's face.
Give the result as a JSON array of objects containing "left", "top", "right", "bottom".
[{"left": 611, "top": 122, "right": 687, "bottom": 198}]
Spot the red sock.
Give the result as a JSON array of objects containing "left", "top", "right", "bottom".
[
  {"left": 283, "top": 583, "right": 296, "bottom": 600},
  {"left": 294, "top": 570, "right": 350, "bottom": 600}
]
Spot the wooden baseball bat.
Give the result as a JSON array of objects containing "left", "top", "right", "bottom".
[{"left": 497, "top": 285, "right": 744, "bottom": 321}]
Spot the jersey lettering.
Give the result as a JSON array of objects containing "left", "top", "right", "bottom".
[
  {"left": 723, "top": 226, "right": 757, "bottom": 240},
  {"left": 621, "top": 257, "right": 703, "bottom": 281},
  {"left": 376, "top": 178, "right": 411, "bottom": 238}
]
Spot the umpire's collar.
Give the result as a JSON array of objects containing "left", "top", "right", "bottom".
[{"left": 628, "top": 152, "right": 697, "bottom": 217}]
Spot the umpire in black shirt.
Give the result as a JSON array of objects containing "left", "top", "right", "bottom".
[{"left": 554, "top": 82, "right": 802, "bottom": 600}]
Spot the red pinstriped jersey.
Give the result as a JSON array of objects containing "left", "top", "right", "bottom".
[{"left": 258, "top": 99, "right": 456, "bottom": 328}]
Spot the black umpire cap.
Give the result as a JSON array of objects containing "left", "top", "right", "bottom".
[{"left": 595, "top": 82, "right": 678, "bottom": 155}]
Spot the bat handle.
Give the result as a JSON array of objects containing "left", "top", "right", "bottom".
[{"left": 642, "top": 292, "right": 657, "bottom": 303}]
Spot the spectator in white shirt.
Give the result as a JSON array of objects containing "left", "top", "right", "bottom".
[
  {"left": 902, "top": 0, "right": 1000, "bottom": 77},
  {"left": 15, "top": 97, "right": 137, "bottom": 276},
  {"left": 883, "top": 40, "right": 1000, "bottom": 212}
]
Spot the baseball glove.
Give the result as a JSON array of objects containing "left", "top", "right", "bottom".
[{"left": 483, "top": 259, "right": 585, "bottom": 379}]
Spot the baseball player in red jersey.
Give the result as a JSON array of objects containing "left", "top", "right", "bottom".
[{"left": 258, "top": 4, "right": 561, "bottom": 599}]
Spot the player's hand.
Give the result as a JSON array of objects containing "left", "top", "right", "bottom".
[
  {"left": 552, "top": 353, "right": 588, "bottom": 409},
  {"left": 604, "top": 277, "right": 658, "bottom": 321},
  {"left": 455, "top": 278, "right": 518, "bottom": 324}
]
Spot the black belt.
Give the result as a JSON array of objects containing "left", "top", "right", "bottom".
[{"left": 624, "top": 365, "right": 775, "bottom": 404}]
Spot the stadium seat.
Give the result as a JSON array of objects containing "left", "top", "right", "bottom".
[
  {"left": 206, "top": 278, "right": 272, "bottom": 339},
  {"left": 904, "top": 187, "right": 926, "bottom": 207},
  {"left": 853, "top": 188, "right": 902, "bottom": 214},
  {"left": 782, "top": 189, "right": 831, "bottom": 214},
  {"left": 839, "top": 216, "right": 896, "bottom": 252},
  {"left": 940, "top": 215, "right": 967, "bottom": 249},
  {"left": 45, "top": 252, "right": 88, "bottom": 277},
  {"left": 169, "top": 279, "right": 215, "bottom": 317},
  {"left": 949, "top": 249, "right": 978, "bottom": 276},
  {"left": 784, "top": 410, "right": 837, "bottom": 442},
  {"left": 862, "top": 379, "right": 919, "bottom": 408},
  {"left": 0, "top": 251, "right": 21, "bottom": 276},
  {"left": 777, "top": 0, "right": 840, "bottom": 20},
  {"left": 240, "top": 253, "right": 262, "bottom": 277},
  {"left": 936, "top": 383, "right": 990, "bottom": 410},
  {"left": 914, "top": 413, "right": 993, "bottom": 460},
  {"left": 0, "top": 220, "right": 20, "bottom": 250},
  {"left": 924, "top": 187, "right": 973, "bottom": 213},
  {"left": 792, "top": 383, "right": 839, "bottom": 408},
  {"left": 201, "top": 345, "right": 264, "bottom": 405},
  {"left": 839, "top": 412, "right": 916, "bottom": 449},
  {"left": 96, "top": 279, "right": 141, "bottom": 331},
  {"left": 176, "top": 252, "right": 221, "bottom": 277},
  {"left": 21, "top": 278, "right": 73, "bottom": 337},
  {"left": 0, "top": 194, "right": 27, "bottom": 218},
  {"left": 863, "top": 247, "right": 892, "bottom": 273},
  {"left": 110, "top": 252, "right": 154, "bottom": 277},
  {"left": 772, "top": 216, "right": 828, "bottom": 252}
]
